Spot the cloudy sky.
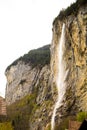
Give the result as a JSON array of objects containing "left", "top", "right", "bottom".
[{"left": 0, "top": 0, "right": 76, "bottom": 97}]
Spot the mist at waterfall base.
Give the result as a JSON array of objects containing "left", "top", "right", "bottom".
[{"left": 51, "top": 24, "right": 66, "bottom": 130}]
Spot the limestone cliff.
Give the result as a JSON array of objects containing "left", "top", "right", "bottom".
[
  {"left": 51, "top": 1, "right": 87, "bottom": 126},
  {"left": 5, "top": 45, "right": 51, "bottom": 105},
  {"left": 5, "top": 45, "right": 53, "bottom": 130},
  {"left": 5, "top": 1, "right": 87, "bottom": 130}
]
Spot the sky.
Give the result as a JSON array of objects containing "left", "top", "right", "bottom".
[{"left": 0, "top": 0, "right": 76, "bottom": 97}]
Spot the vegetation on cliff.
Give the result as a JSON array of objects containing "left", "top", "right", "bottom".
[
  {"left": 0, "top": 116, "right": 13, "bottom": 130},
  {"left": 6, "top": 92, "right": 53, "bottom": 130},
  {"left": 7, "top": 94, "right": 37, "bottom": 130},
  {"left": 0, "top": 122, "right": 14, "bottom": 130},
  {"left": 6, "top": 45, "right": 50, "bottom": 70},
  {"left": 76, "top": 112, "right": 87, "bottom": 122},
  {"left": 4, "top": 0, "right": 87, "bottom": 129},
  {"left": 53, "top": 0, "right": 87, "bottom": 23}
]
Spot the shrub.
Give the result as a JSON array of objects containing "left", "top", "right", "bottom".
[
  {"left": 53, "top": 0, "right": 87, "bottom": 23},
  {"left": 0, "top": 122, "right": 14, "bottom": 130},
  {"left": 7, "top": 94, "right": 38, "bottom": 130},
  {"left": 77, "top": 0, "right": 87, "bottom": 6},
  {"left": 0, "top": 115, "right": 8, "bottom": 122},
  {"left": 6, "top": 45, "right": 50, "bottom": 71},
  {"left": 22, "top": 45, "right": 50, "bottom": 68},
  {"left": 76, "top": 112, "right": 87, "bottom": 122}
]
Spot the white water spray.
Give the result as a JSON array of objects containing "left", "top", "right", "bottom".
[{"left": 51, "top": 23, "right": 66, "bottom": 130}]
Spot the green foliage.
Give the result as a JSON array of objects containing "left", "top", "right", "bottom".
[
  {"left": 55, "top": 116, "right": 76, "bottom": 130},
  {"left": 7, "top": 93, "right": 38, "bottom": 130},
  {"left": 0, "top": 115, "right": 8, "bottom": 123},
  {"left": 6, "top": 45, "right": 50, "bottom": 70},
  {"left": 0, "top": 122, "right": 14, "bottom": 130},
  {"left": 22, "top": 45, "right": 50, "bottom": 68},
  {"left": 76, "top": 112, "right": 87, "bottom": 122},
  {"left": 77, "top": 0, "right": 87, "bottom": 6},
  {"left": 53, "top": 0, "right": 87, "bottom": 23},
  {"left": 7, "top": 88, "right": 53, "bottom": 130},
  {"left": 57, "top": 119, "right": 69, "bottom": 130},
  {"left": 58, "top": 2, "right": 77, "bottom": 20}
]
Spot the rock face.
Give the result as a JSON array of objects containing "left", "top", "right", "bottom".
[
  {"left": 5, "top": 1, "right": 87, "bottom": 130},
  {"left": 5, "top": 61, "right": 40, "bottom": 105},
  {"left": 51, "top": 3, "right": 87, "bottom": 124},
  {"left": 5, "top": 45, "right": 51, "bottom": 105},
  {"left": 5, "top": 45, "right": 53, "bottom": 130}
]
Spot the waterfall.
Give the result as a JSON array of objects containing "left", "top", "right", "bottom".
[{"left": 51, "top": 23, "right": 66, "bottom": 130}]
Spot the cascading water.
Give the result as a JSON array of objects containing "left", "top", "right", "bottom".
[{"left": 51, "top": 23, "right": 66, "bottom": 130}]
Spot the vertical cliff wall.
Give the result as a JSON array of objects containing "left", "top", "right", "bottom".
[
  {"left": 51, "top": 4, "right": 87, "bottom": 125},
  {"left": 5, "top": 1, "right": 87, "bottom": 130},
  {"left": 5, "top": 45, "right": 53, "bottom": 130},
  {"left": 5, "top": 45, "right": 51, "bottom": 105}
]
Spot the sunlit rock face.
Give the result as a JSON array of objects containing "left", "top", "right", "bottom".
[
  {"left": 51, "top": 5, "right": 87, "bottom": 123},
  {"left": 5, "top": 61, "right": 51, "bottom": 105}
]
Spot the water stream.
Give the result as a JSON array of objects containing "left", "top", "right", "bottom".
[{"left": 51, "top": 23, "right": 66, "bottom": 130}]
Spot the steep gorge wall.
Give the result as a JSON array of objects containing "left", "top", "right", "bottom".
[
  {"left": 5, "top": 62, "right": 53, "bottom": 130},
  {"left": 5, "top": 61, "right": 51, "bottom": 106},
  {"left": 5, "top": 2, "right": 87, "bottom": 130},
  {"left": 51, "top": 5, "right": 87, "bottom": 122},
  {"left": 5, "top": 45, "right": 51, "bottom": 105},
  {"left": 5, "top": 45, "right": 53, "bottom": 130}
]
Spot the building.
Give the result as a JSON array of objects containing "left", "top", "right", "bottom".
[{"left": 0, "top": 96, "right": 7, "bottom": 115}]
